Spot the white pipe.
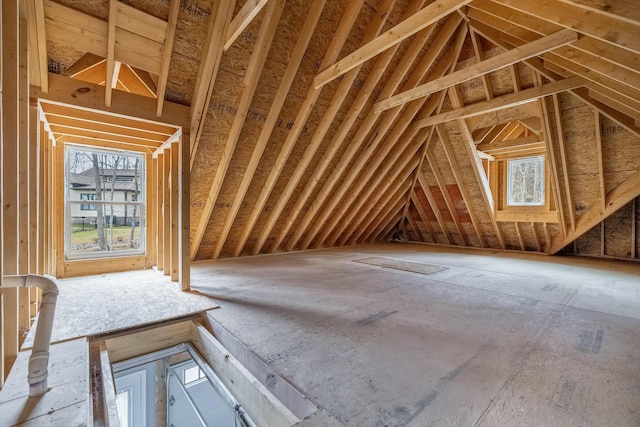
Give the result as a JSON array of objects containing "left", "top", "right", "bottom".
[{"left": 2, "top": 274, "right": 59, "bottom": 397}]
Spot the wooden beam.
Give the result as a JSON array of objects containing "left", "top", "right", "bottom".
[
  {"left": 468, "top": 11, "right": 640, "bottom": 138},
  {"left": 32, "top": 74, "right": 190, "bottom": 128},
  {"left": 447, "top": 80, "right": 505, "bottom": 248},
  {"left": 557, "top": 0, "right": 640, "bottom": 24},
  {"left": 43, "top": 115, "right": 169, "bottom": 143},
  {"left": 105, "top": 0, "right": 118, "bottom": 107},
  {"left": 549, "top": 169, "right": 640, "bottom": 254},
  {"left": 170, "top": 145, "right": 179, "bottom": 281},
  {"left": 27, "top": 0, "right": 48, "bottom": 92},
  {"left": 225, "top": 0, "right": 271, "bottom": 50},
  {"left": 410, "top": 192, "right": 438, "bottom": 243},
  {"left": 211, "top": 0, "right": 327, "bottom": 259},
  {"left": 191, "top": 0, "right": 284, "bottom": 260},
  {"left": 375, "top": 28, "right": 578, "bottom": 112},
  {"left": 414, "top": 76, "right": 587, "bottom": 128},
  {"left": 551, "top": 93, "right": 575, "bottom": 231},
  {"left": 361, "top": 179, "right": 414, "bottom": 243},
  {"left": 295, "top": 16, "right": 464, "bottom": 251},
  {"left": 594, "top": 111, "right": 605, "bottom": 210},
  {"left": 514, "top": 222, "right": 526, "bottom": 251},
  {"left": 436, "top": 125, "right": 486, "bottom": 247},
  {"left": 190, "top": 0, "right": 236, "bottom": 163},
  {"left": 162, "top": 149, "right": 170, "bottom": 275},
  {"left": 44, "top": 0, "right": 163, "bottom": 74},
  {"left": 155, "top": 0, "right": 179, "bottom": 116},
  {"left": 230, "top": 0, "right": 366, "bottom": 256},
  {"left": 425, "top": 149, "right": 468, "bottom": 245},
  {"left": 417, "top": 171, "right": 452, "bottom": 244},
  {"left": 349, "top": 158, "right": 420, "bottom": 245},
  {"left": 313, "top": 0, "right": 472, "bottom": 88},
  {"left": 340, "top": 135, "right": 424, "bottom": 246},
  {"left": 155, "top": 152, "right": 164, "bottom": 271},
  {"left": 477, "top": 134, "right": 544, "bottom": 152},
  {"left": 490, "top": 0, "right": 640, "bottom": 54},
  {"left": 178, "top": 133, "right": 189, "bottom": 291},
  {"left": 254, "top": 0, "right": 420, "bottom": 255},
  {"left": 538, "top": 91, "right": 567, "bottom": 238},
  {"left": 277, "top": 9, "right": 453, "bottom": 254}
]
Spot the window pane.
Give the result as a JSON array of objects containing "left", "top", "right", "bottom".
[
  {"left": 507, "top": 156, "right": 545, "bottom": 206},
  {"left": 68, "top": 206, "right": 143, "bottom": 256},
  {"left": 66, "top": 146, "right": 145, "bottom": 259}
]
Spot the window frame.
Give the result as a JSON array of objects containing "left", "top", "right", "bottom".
[
  {"left": 506, "top": 155, "right": 546, "bottom": 207},
  {"left": 64, "top": 144, "right": 146, "bottom": 260}
]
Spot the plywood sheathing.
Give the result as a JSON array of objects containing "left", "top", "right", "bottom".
[{"left": 32, "top": 0, "right": 640, "bottom": 261}]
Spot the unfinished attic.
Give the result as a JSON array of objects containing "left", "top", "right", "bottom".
[{"left": 1, "top": 0, "right": 640, "bottom": 425}]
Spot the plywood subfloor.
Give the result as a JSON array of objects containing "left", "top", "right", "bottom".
[
  {"left": 191, "top": 243, "right": 640, "bottom": 427},
  {"left": 22, "top": 269, "right": 218, "bottom": 348}
]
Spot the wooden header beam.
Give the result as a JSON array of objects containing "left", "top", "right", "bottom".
[
  {"left": 313, "top": 0, "right": 472, "bottom": 89},
  {"left": 375, "top": 28, "right": 578, "bottom": 112},
  {"left": 414, "top": 75, "right": 587, "bottom": 128},
  {"left": 32, "top": 73, "right": 190, "bottom": 129}
]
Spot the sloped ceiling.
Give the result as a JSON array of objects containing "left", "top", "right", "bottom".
[{"left": 31, "top": 0, "right": 640, "bottom": 260}]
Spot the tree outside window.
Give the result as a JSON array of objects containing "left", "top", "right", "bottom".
[{"left": 507, "top": 156, "right": 545, "bottom": 206}]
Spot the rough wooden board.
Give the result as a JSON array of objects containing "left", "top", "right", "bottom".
[
  {"left": 0, "top": 338, "right": 89, "bottom": 426},
  {"left": 353, "top": 256, "right": 448, "bottom": 275},
  {"left": 21, "top": 269, "right": 218, "bottom": 348}
]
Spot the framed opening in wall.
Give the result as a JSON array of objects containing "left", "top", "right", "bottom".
[
  {"left": 507, "top": 155, "right": 545, "bottom": 207},
  {"left": 65, "top": 145, "right": 146, "bottom": 259}
]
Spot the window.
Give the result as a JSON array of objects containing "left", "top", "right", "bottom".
[
  {"left": 507, "top": 156, "right": 545, "bottom": 206},
  {"left": 80, "top": 193, "right": 96, "bottom": 210},
  {"left": 65, "top": 145, "right": 145, "bottom": 259}
]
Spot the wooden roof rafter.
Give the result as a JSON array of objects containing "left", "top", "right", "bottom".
[
  {"left": 291, "top": 14, "right": 465, "bottom": 252},
  {"left": 208, "top": 0, "right": 327, "bottom": 260},
  {"left": 313, "top": 0, "right": 473, "bottom": 89},
  {"left": 316, "top": 25, "right": 469, "bottom": 249},
  {"left": 276, "top": 8, "right": 461, "bottom": 255},
  {"left": 226, "top": 0, "right": 367, "bottom": 257},
  {"left": 190, "top": 0, "right": 285, "bottom": 260},
  {"left": 255, "top": 0, "right": 428, "bottom": 256}
]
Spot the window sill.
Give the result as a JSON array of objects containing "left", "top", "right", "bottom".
[{"left": 495, "top": 210, "right": 559, "bottom": 223}]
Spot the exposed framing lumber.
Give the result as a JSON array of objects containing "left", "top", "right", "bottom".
[
  {"left": 406, "top": 204, "right": 429, "bottom": 241},
  {"left": 341, "top": 137, "right": 424, "bottom": 246},
  {"left": 375, "top": 28, "right": 578, "bottom": 112},
  {"left": 477, "top": 134, "right": 544, "bottom": 153},
  {"left": 363, "top": 180, "right": 415, "bottom": 243},
  {"left": 549, "top": 169, "right": 640, "bottom": 254},
  {"left": 415, "top": 76, "right": 586, "bottom": 128},
  {"left": 170, "top": 145, "right": 179, "bottom": 281},
  {"left": 531, "top": 222, "right": 542, "bottom": 252},
  {"left": 155, "top": 0, "right": 180, "bottom": 116},
  {"left": 253, "top": 0, "right": 420, "bottom": 255},
  {"left": 538, "top": 92, "right": 567, "bottom": 238},
  {"left": 410, "top": 192, "right": 438, "bottom": 243},
  {"left": 19, "top": 17, "right": 29, "bottom": 276},
  {"left": 211, "top": 0, "right": 327, "bottom": 259},
  {"left": 228, "top": 0, "right": 365, "bottom": 256},
  {"left": 417, "top": 171, "right": 452, "bottom": 244},
  {"left": 350, "top": 159, "right": 420, "bottom": 245},
  {"left": 26, "top": 0, "right": 48, "bottom": 92},
  {"left": 32, "top": 74, "right": 190, "bottom": 128},
  {"left": 178, "top": 133, "right": 189, "bottom": 290},
  {"left": 156, "top": 152, "right": 164, "bottom": 271},
  {"left": 162, "top": 149, "right": 171, "bottom": 275},
  {"left": 468, "top": 13, "right": 640, "bottom": 138},
  {"left": 313, "top": 0, "right": 472, "bottom": 88},
  {"left": 190, "top": 0, "right": 284, "bottom": 260},
  {"left": 594, "top": 111, "right": 605, "bottom": 210},
  {"left": 489, "top": 0, "right": 640, "bottom": 55},
  {"left": 225, "top": 0, "right": 271, "bottom": 50},
  {"left": 447, "top": 82, "right": 505, "bottom": 248},
  {"left": 190, "top": 0, "right": 236, "bottom": 163},
  {"left": 43, "top": 0, "right": 163, "bottom": 74},
  {"left": 425, "top": 149, "right": 468, "bottom": 245},
  {"left": 436, "top": 125, "right": 486, "bottom": 247},
  {"left": 551, "top": 93, "right": 575, "bottom": 231},
  {"left": 296, "top": 17, "right": 465, "bottom": 251},
  {"left": 105, "top": 0, "right": 118, "bottom": 107},
  {"left": 331, "top": 114, "right": 437, "bottom": 247},
  {"left": 280, "top": 11, "right": 461, "bottom": 254}
]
